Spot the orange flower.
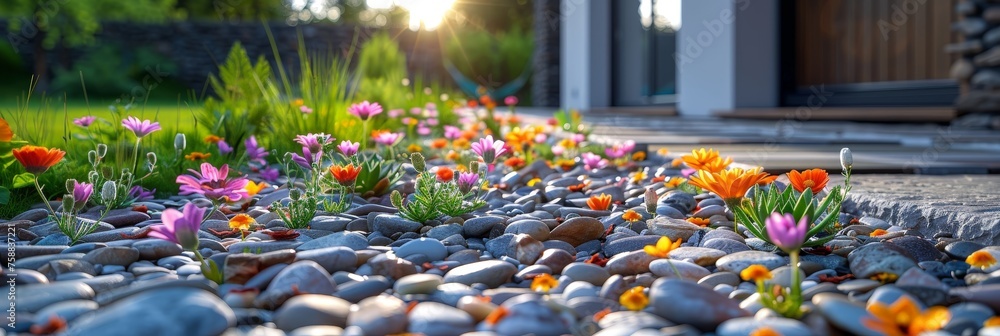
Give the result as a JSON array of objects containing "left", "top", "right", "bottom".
[
  {"left": 587, "top": 193, "right": 612, "bottom": 210},
  {"left": 446, "top": 150, "right": 461, "bottom": 161},
  {"left": 644, "top": 236, "right": 682, "bottom": 258},
  {"left": 0, "top": 117, "right": 12, "bottom": 142},
  {"left": 967, "top": 250, "right": 997, "bottom": 269},
  {"left": 530, "top": 273, "right": 559, "bottom": 293},
  {"left": 204, "top": 135, "right": 222, "bottom": 143},
  {"left": 12, "top": 145, "right": 65, "bottom": 174},
  {"left": 749, "top": 327, "right": 783, "bottom": 336},
  {"left": 436, "top": 167, "right": 454, "bottom": 182},
  {"left": 453, "top": 138, "right": 470, "bottom": 149},
  {"left": 229, "top": 213, "right": 255, "bottom": 231},
  {"left": 484, "top": 306, "right": 508, "bottom": 325},
  {"left": 787, "top": 168, "right": 829, "bottom": 194},
  {"left": 504, "top": 157, "right": 526, "bottom": 170},
  {"left": 870, "top": 229, "right": 889, "bottom": 237},
  {"left": 740, "top": 264, "right": 773, "bottom": 282},
  {"left": 665, "top": 177, "right": 686, "bottom": 188},
  {"left": 687, "top": 217, "right": 710, "bottom": 226},
  {"left": 619, "top": 286, "right": 649, "bottom": 311},
  {"left": 556, "top": 158, "right": 576, "bottom": 171},
  {"left": 407, "top": 144, "right": 423, "bottom": 153},
  {"left": 431, "top": 138, "right": 448, "bottom": 149},
  {"left": 329, "top": 164, "right": 362, "bottom": 185},
  {"left": 688, "top": 167, "right": 773, "bottom": 202},
  {"left": 185, "top": 152, "right": 211, "bottom": 161},
  {"left": 862, "top": 296, "right": 950, "bottom": 336},
  {"left": 245, "top": 181, "right": 268, "bottom": 197},
  {"left": 682, "top": 148, "right": 733, "bottom": 171},
  {"left": 622, "top": 209, "right": 642, "bottom": 222},
  {"left": 631, "top": 151, "right": 646, "bottom": 162}
]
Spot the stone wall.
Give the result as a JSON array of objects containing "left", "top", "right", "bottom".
[{"left": 952, "top": 1, "right": 1000, "bottom": 115}]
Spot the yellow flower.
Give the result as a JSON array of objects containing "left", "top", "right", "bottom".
[
  {"left": 682, "top": 148, "right": 733, "bottom": 171},
  {"left": 407, "top": 144, "right": 423, "bottom": 153},
  {"left": 699, "top": 158, "right": 732, "bottom": 173},
  {"left": 527, "top": 178, "right": 542, "bottom": 187},
  {"left": 863, "top": 296, "right": 950, "bottom": 336},
  {"left": 446, "top": 150, "right": 461, "bottom": 161},
  {"left": 531, "top": 273, "right": 558, "bottom": 293},
  {"left": 558, "top": 138, "right": 577, "bottom": 149},
  {"left": 656, "top": 148, "right": 669, "bottom": 156},
  {"left": 631, "top": 170, "right": 647, "bottom": 184},
  {"left": 967, "top": 250, "right": 997, "bottom": 269},
  {"left": 229, "top": 213, "right": 255, "bottom": 231},
  {"left": 184, "top": 152, "right": 211, "bottom": 161},
  {"left": 870, "top": 229, "right": 889, "bottom": 237},
  {"left": 665, "top": 177, "right": 686, "bottom": 188},
  {"left": 203, "top": 135, "right": 222, "bottom": 143},
  {"left": 622, "top": 209, "right": 642, "bottom": 222},
  {"left": 454, "top": 138, "right": 470, "bottom": 149},
  {"left": 749, "top": 327, "right": 783, "bottom": 336},
  {"left": 555, "top": 158, "right": 576, "bottom": 171},
  {"left": 644, "top": 236, "right": 682, "bottom": 258},
  {"left": 245, "top": 180, "right": 267, "bottom": 197},
  {"left": 291, "top": 98, "right": 304, "bottom": 108},
  {"left": 631, "top": 151, "right": 646, "bottom": 162},
  {"left": 687, "top": 217, "right": 710, "bottom": 227},
  {"left": 670, "top": 157, "right": 684, "bottom": 167},
  {"left": 688, "top": 167, "right": 772, "bottom": 202},
  {"left": 740, "top": 264, "right": 773, "bottom": 282},
  {"left": 619, "top": 286, "right": 648, "bottom": 311},
  {"left": 871, "top": 272, "right": 898, "bottom": 284}
]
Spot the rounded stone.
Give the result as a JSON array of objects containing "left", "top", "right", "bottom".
[
  {"left": 649, "top": 278, "right": 750, "bottom": 331},
  {"left": 548, "top": 217, "right": 605, "bottom": 246},
  {"left": 396, "top": 238, "right": 448, "bottom": 261},
  {"left": 443, "top": 260, "right": 517, "bottom": 288},
  {"left": 273, "top": 294, "right": 352, "bottom": 331},
  {"left": 395, "top": 274, "right": 444, "bottom": 295},
  {"left": 715, "top": 251, "right": 786, "bottom": 273}
]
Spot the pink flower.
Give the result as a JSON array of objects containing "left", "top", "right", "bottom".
[
  {"left": 551, "top": 145, "right": 565, "bottom": 156},
  {"left": 71, "top": 181, "right": 93, "bottom": 210},
  {"left": 765, "top": 212, "right": 809, "bottom": 252},
  {"left": 389, "top": 109, "right": 404, "bottom": 118},
  {"left": 290, "top": 147, "right": 323, "bottom": 170},
  {"left": 456, "top": 172, "right": 480, "bottom": 194},
  {"left": 348, "top": 101, "right": 383, "bottom": 121},
  {"left": 605, "top": 146, "right": 627, "bottom": 159},
  {"left": 217, "top": 140, "right": 233, "bottom": 154},
  {"left": 338, "top": 140, "right": 359, "bottom": 157},
  {"left": 402, "top": 117, "right": 414, "bottom": 125},
  {"left": 294, "top": 133, "right": 333, "bottom": 153},
  {"left": 504, "top": 96, "right": 519, "bottom": 106},
  {"left": 572, "top": 134, "right": 586, "bottom": 144},
  {"left": 444, "top": 126, "right": 461, "bottom": 140},
  {"left": 244, "top": 136, "right": 268, "bottom": 166},
  {"left": 621, "top": 140, "right": 636, "bottom": 153},
  {"left": 426, "top": 118, "right": 439, "bottom": 126},
  {"left": 581, "top": 152, "right": 607, "bottom": 170},
  {"left": 373, "top": 132, "right": 404, "bottom": 146},
  {"left": 129, "top": 186, "right": 155, "bottom": 201},
  {"left": 73, "top": 116, "right": 97, "bottom": 127},
  {"left": 410, "top": 107, "right": 422, "bottom": 115},
  {"left": 681, "top": 168, "right": 696, "bottom": 178},
  {"left": 417, "top": 126, "right": 431, "bottom": 136},
  {"left": 300, "top": 105, "right": 313, "bottom": 114},
  {"left": 176, "top": 163, "right": 249, "bottom": 203},
  {"left": 534, "top": 133, "right": 547, "bottom": 143},
  {"left": 122, "top": 116, "right": 161, "bottom": 138},
  {"left": 425, "top": 103, "right": 437, "bottom": 110},
  {"left": 149, "top": 202, "right": 205, "bottom": 250},
  {"left": 470, "top": 135, "right": 508, "bottom": 164}
]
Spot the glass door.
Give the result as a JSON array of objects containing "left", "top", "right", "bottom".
[{"left": 613, "top": 0, "right": 681, "bottom": 106}]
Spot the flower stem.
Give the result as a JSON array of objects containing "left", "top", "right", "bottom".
[
  {"left": 789, "top": 250, "right": 803, "bottom": 317},
  {"left": 724, "top": 198, "right": 743, "bottom": 237}
]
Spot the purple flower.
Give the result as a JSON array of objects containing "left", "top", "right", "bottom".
[
  {"left": 73, "top": 116, "right": 97, "bottom": 128},
  {"left": 470, "top": 135, "right": 508, "bottom": 164},
  {"left": 244, "top": 136, "right": 268, "bottom": 166},
  {"left": 260, "top": 167, "right": 280, "bottom": 182},
  {"left": 176, "top": 163, "right": 249, "bottom": 203},
  {"left": 388, "top": 109, "right": 404, "bottom": 118},
  {"left": 504, "top": 96, "right": 519, "bottom": 106},
  {"left": 348, "top": 101, "right": 383, "bottom": 121},
  {"left": 681, "top": 168, "right": 696, "bottom": 178},
  {"left": 294, "top": 133, "right": 333, "bottom": 153},
  {"left": 373, "top": 132, "right": 403, "bottom": 146},
  {"left": 300, "top": 105, "right": 313, "bottom": 114},
  {"left": 409, "top": 107, "right": 422, "bottom": 115},
  {"left": 72, "top": 181, "right": 93, "bottom": 210},
  {"left": 338, "top": 140, "right": 359, "bottom": 157},
  {"left": 581, "top": 152, "right": 607, "bottom": 170},
  {"left": 534, "top": 133, "right": 547, "bottom": 143},
  {"left": 456, "top": 172, "right": 480, "bottom": 194},
  {"left": 122, "top": 116, "right": 161, "bottom": 138},
  {"left": 444, "top": 126, "right": 461, "bottom": 140},
  {"left": 765, "top": 212, "right": 809, "bottom": 252},
  {"left": 425, "top": 102, "right": 437, "bottom": 110},
  {"left": 217, "top": 140, "right": 233, "bottom": 155},
  {"left": 149, "top": 202, "right": 205, "bottom": 250},
  {"left": 426, "top": 118, "right": 439, "bottom": 126},
  {"left": 129, "top": 186, "right": 155, "bottom": 201},
  {"left": 605, "top": 146, "right": 627, "bottom": 159},
  {"left": 290, "top": 147, "right": 323, "bottom": 170},
  {"left": 621, "top": 140, "right": 636, "bottom": 153},
  {"left": 571, "top": 133, "right": 586, "bottom": 144}
]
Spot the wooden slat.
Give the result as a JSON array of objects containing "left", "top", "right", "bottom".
[{"left": 712, "top": 107, "right": 957, "bottom": 122}]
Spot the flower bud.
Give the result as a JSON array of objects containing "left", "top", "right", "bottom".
[
  {"left": 840, "top": 148, "right": 853, "bottom": 170},
  {"left": 88, "top": 150, "right": 98, "bottom": 166},
  {"left": 644, "top": 188, "right": 658, "bottom": 215},
  {"left": 101, "top": 181, "right": 117, "bottom": 202},
  {"left": 469, "top": 161, "right": 480, "bottom": 174},
  {"left": 62, "top": 195, "right": 75, "bottom": 213},
  {"left": 101, "top": 166, "right": 114, "bottom": 179},
  {"left": 66, "top": 179, "right": 78, "bottom": 194},
  {"left": 88, "top": 171, "right": 99, "bottom": 184},
  {"left": 390, "top": 190, "right": 403, "bottom": 208},
  {"left": 289, "top": 188, "right": 302, "bottom": 201},
  {"left": 174, "top": 133, "right": 187, "bottom": 152},
  {"left": 410, "top": 152, "right": 426, "bottom": 172},
  {"left": 121, "top": 172, "right": 132, "bottom": 182},
  {"left": 147, "top": 152, "right": 157, "bottom": 168},
  {"left": 96, "top": 144, "right": 107, "bottom": 158}
]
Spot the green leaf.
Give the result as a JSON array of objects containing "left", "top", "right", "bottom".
[
  {"left": 12, "top": 172, "right": 35, "bottom": 189},
  {"left": 0, "top": 187, "right": 9, "bottom": 205}
]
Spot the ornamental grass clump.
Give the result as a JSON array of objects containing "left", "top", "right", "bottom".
[
  {"left": 391, "top": 153, "right": 486, "bottom": 223},
  {"left": 731, "top": 167, "right": 844, "bottom": 247},
  {"left": 84, "top": 116, "right": 161, "bottom": 214}
]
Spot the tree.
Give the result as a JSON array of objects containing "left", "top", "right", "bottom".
[{"left": 0, "top": 0, "right": 177, "bottom": 91}]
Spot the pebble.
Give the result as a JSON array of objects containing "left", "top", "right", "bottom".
[
  {"left": 648, "top": 278, "right": 750, "bottom": 331},
  {"left": 82, "top": 247, "right": 140, "bottom": 266},
  {"left": 443, "top": 260, "right": 518, "bottom": 288},
  {"left": 394, "top": 274, "right": 444, "bottom": 295},
  {"left": 64, "top": 287, "right": 234, "bottom": 336},
  {"left": 848, "top": 242, "right": 918, "bottom": 278},
  {"left": 273, "top": 294, "right": 351, "bottom": 331},
  {"left": 295, "top": 246, "right": 358, "bottom": 273},
  {"left": 715, "top": 251, "right": 786, "bottom": 273},
  {"left": 396, "top": 237, "right": 447, "bottom": 261},
  {"left": 563, "top": 262, "right": 611, "bottom": 286},
  {"left": 647, "top": 217, "right": 703, "bottom": 240},
  {"left": 255, "top": 261, "right": 337, "bottom": 309},
  {"left": 548, "top": 217, "right": 605, "bottom": 246},
  {"left": 605, "top": 250, "right": 658, "bottom": 276},
  {"left": 295, "top": 231, "right": 369, "bottom": 251},
  {"left": 649, "top": 259, "right": 710, "bottom": 281},
  {"left": 132, "top": 239, "right": 183, "bottom": 260},
  {"left": 347, "top": 295, "right": 408, "bottom": 335},
  {"left": 668, "top": 247, "right": 726, "bottom": 266},
  {"left": 504, "top": 219, "right": 551, "bottom": 241},
  {"left": 407, "top": 302, "right": 475, "bottom": 336}
]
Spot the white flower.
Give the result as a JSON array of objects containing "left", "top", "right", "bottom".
[{"left": 840, "top": 148, "right": 853, "bottom": 170}]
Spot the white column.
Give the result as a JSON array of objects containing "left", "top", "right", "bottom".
[
  {"left": 677, "top": 0, "right": 778, "bottom": 117},
  {"left": 560, "top": 0, "right": 610, "bottom": 111}
]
